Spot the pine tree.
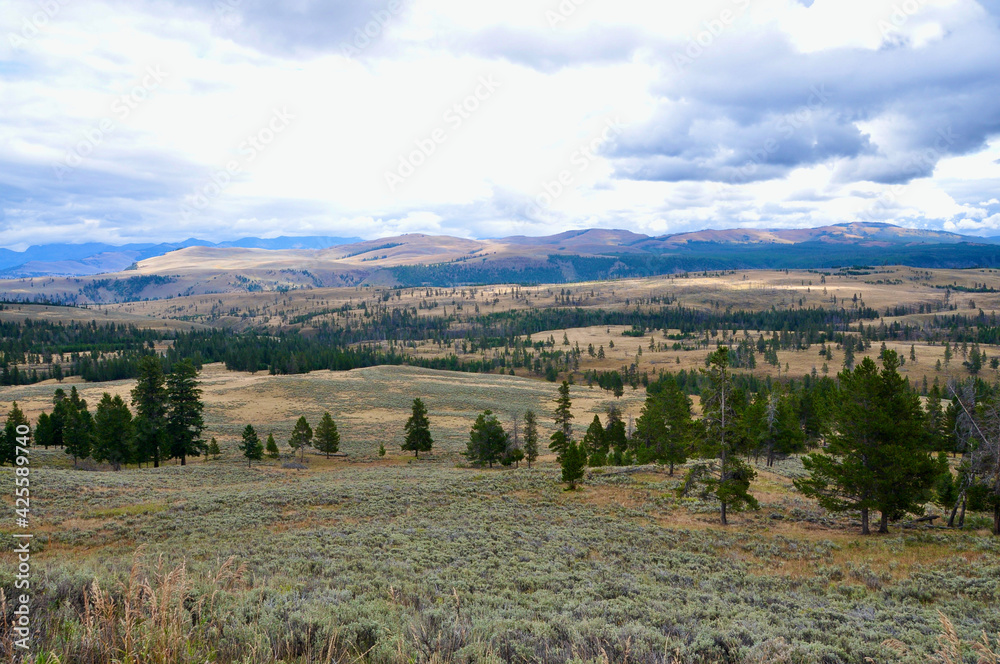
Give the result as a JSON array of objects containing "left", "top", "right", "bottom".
[
  {"left": 314, "top": 412, "right": 341, "bottom": 457},
  {"left": 634, "top": 380, "right": 693, "bottom": 475},
  {"left": 34, "top": 412, "right": 53, "bottom": 450},
  {"left": 265, "top": 433, "right": 279, "bottom": 459},
  {"left": 166, "top": 359, "right": 205, "bottom": 466},
  {"left": 289, "top": 416, "right": 313, "bottom": 462},
  {"left": 467, "top": 410, "right": 508, "bottom": 468},
  {"left": 605, "top": 406, "right": 628, "bottom": 464},
  {"left": 402, "top": 398, "right": 433, "bottom": 457},
  {"left": 240, "top": 424, "right": 264, "bottom": 468},
  {"left": 550, "top": 381, "right": 573, "bottom": 459},
  {"left": 63, "top": 387, "right": 94, "bottom": 467},
  {"left": 131, "top": 356, "right": 168, "bottom": 468},
  {"left": 2, "top": 402, "right": 30, "bottom": 466},
  {"left": 523, "top": 410, "right": 539, "bottom": 468},
  {"left": 208, "top": 437, "right": 222, "bottom": 459},
  {"left": 561, "top": 440, "right": 586, "bottom": 490},
  {"left": 378, "top": 442, "right": 386, "bottom": 458},
  {"left": 93, "top": 393, "right": 134, "bottom": 471},
  {"left": 795, "top": 351, "right": 938, "bottom": 534},
  {"left": 697, "top": 346, "right": 758, "bottom": 524},
  {"left": 582, "top": 414, "right": 606, "bottom": 466}
]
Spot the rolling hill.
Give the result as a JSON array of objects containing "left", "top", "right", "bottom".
[{"left": 3, "top": 223, "right": 1000, "bottom": 303}]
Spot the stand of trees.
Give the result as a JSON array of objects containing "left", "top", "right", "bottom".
[{"left": 22, "top": 361, "right": 206, "bottom": 470}]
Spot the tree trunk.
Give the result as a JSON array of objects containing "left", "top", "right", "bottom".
[
  {"left": 958, "top": 497, "right": 967, "bottom": 528},
  {"left": 878, "top": 511, "right": 889, "bottom": 534},
  {"left": 861, "top": 507, "right": 870, "bottom": 535},
  {"left": 669, "top": 462, "right": 674, "bottom": 476},
  {"left": 180, "top": 454, "right": 186, "bottom": 466},
  {"left": 993, "top": 501, "right": 999, "bottom": 536},
  {"left": 153, "top": 450, "right": 159, "bottom": 468},
  {"left": 720, "top": 500, "right": 728, "bottom": 525}
]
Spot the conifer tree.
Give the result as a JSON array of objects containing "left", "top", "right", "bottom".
[
  {"left": 523, "top": 410, "right": 539, "bottom": 468},
  {"left": 634, "top": 380, "right": 693, "bottom": 474},
  {"left": 166, "top": 359, "right": 205, "bottom": 465},
  {"left": 289, "top": 416, "right": 313, "bottom": 462},
  {"left": 695, "top": 347, "right": 759, "bottom": 524},
  {"left": 208, "top": 437, "right": 221, "bottom": 459},
  {"left": 131, "top": 356, "right": 168, "bottom": 468},
  {"left": 467, "top": 410, "right": 508, "bottom": 468},
  {"left": 550, "top": 381, "right": 573, "bottom": 459},
  {"left": 34, "top": 412, "right": 53, "bottom": 450},
  {"left": 93, "top": 393, "right": 134, "bottom": 471},
  {"left": 2, "top": 402, "right": 30, "bottom": 466},
  {"left": 582, "top": 414, "right": 607, "bottom": 467},
  {"left": 402, "top": 398, "right": 433, "bottom": 457},
  {"left": 265, "top": 433, "right": 279, "bottom": 459},
  {"left": 240, "top": 424, "right": 264, "bottom": 468},
  {"left": 795, "top": 351, "right": 937, "bottom": 534},
  {"left": 314, "top": 412, "right": 341, "bottom": 457},
  {"left": 561, "top": 440, "right": 586, "bottom": 490},
  {"left": 63, "top": 386, "right": 94, "bottom": 467}
]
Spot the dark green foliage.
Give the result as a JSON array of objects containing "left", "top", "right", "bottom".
[
  {"left": 131, "top": 355, "right": 168, "bottom": 468},
  {"left": 523, "top": 410, "right": 539, "bottom": 468},
  {"left": 314, "top": 413, "right": 341, "bottom": 457},
  {"left": 549, "top": 382, "right": 573, "bottom": 460},
  {"left": 697, "top": 347, "right": 758, "bottom": 524},
  {"left": 582, "top": 415, "right": 607, "bottom": 467},
  {"left": 795, "top": 352, "right": 938, "bottom": 534},
  {"left": 560, "top": 440, "right": 587, "bottom": 490},
  {"left": 2, "top": 402, "right": 30, "bottom": 465},
  {"left": 208, "top": 437, "right": 222, "bottom": 459},
  {"left": 634, "top": 380, "right": 693, "bottom": 475},
  {"left": 265, "top": 433, "right": 279, "bottom": 459},
  {"left": 166, "top": 359, "right": 205, "bottom": 466},
  {"left": 34, "top": 411, "right": 54, "bottom": 450},
  {"left": 93, "top": 393, "right": 134, "bottom": 471},
  {"left": 289, "top": 416, "right": 313, "bottom": 463},
  {"left": 239, "top": 425, "right": 264, "bottom": 468},
  {"left": 402, "top": 398, "right": 433, "bottom": 457},
  {"left": 466, "top": 410, "right": 508, "bottom": 468},
  {"left": 604, "top": 406, "right": 628, "bottom": 460},
  {"left": 61, "top": 387, "right": 94, "bottom": 466}
]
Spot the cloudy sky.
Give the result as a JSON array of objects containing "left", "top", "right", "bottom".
[{"left": 2, "top": 0, "right": 1000, "bottom": 249}]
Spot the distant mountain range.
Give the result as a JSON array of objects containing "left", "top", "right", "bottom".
[
  {"left": 5, "top": 223, "right": 1000, "bottom": 303},
  {"left": 0, "top": 236, "right": 361, "bottom": 277}
]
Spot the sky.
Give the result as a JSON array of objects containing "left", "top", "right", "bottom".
[{"left": 1, "top": 0, "right": 1000, "bottom": 249}]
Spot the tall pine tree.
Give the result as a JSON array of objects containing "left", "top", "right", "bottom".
[
  {"left": 402, "top": 398, "right": 433, "bottom": 457},
  {"left": 93, "top": 393, "right": 134, "bottom": 471},
  {"left": 240, "top": 424, "right": 264, "bottom": 468},
  {"left": 166, "top": 359, "right": 205, "bottom": 466},
  {"left": 314, "top": 412, "right": 341, "bottom": 457},
  {"left": 132, "top": 356, "right": 168, "bottom": 468}
]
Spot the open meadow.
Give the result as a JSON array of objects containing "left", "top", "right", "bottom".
[{"left": 2, "top": 268, "right": 1000, "bottom": 663}]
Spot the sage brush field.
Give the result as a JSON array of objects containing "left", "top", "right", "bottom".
[{"left": 1, "top": 367, "right": 999, "bottom": 663}]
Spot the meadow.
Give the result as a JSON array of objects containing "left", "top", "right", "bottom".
[
  {"left": 3, "top": 267, "right": 1000, "bottom": 663},
  {"left": 2, "top": 365, "right": 999, "bottom": 663}
]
